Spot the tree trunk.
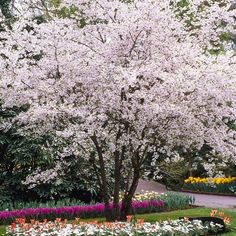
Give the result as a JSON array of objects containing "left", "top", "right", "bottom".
[
  {"left": 90, "top": 135, "right": 113, "bottom": 221},
  {"left": 112, "top": 150, "right": 122, "bottom": 221},
  {"left": 120, "top": 171, "right": 140, "bottom": 221}
]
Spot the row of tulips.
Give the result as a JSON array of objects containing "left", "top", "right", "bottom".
[
  {"left": 0, "top": 192, "right": 194, "bottom": 225},
  {"left": 0, "top": 200, "right": 164, "bottom": 225},
  {"left": 184, "top": 176, "right": 236, "bottom": 184},
  {"left": 5, "top": 217, "right": 224, "bottom": 236},
  {"left": 183, "top": 177, "right": 236, "bottom": 194},
  {"left": 134, "top": 191, "right": 195, "bottom": 210}
]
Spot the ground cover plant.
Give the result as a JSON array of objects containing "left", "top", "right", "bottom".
[
  {"left": 0, "top": 0, "right": 236, "bottom": 221},
  {"left": 183, "top": 177, "right": 236, "bottom": 194}
]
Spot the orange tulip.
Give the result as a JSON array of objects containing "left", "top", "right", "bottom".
[
  {"left": 137, "top": 218, "right": 144, "bottom": 224},
  {"left": 223, "top": 217, "right": 230, "bottom": 225},
  {"left": 126, "top": 215, "right": 132, "bottom": 223},
  {"left": 210, "top": 209, "right": 218, "bottom": 217},
  {"left": 219, "top": 211, "right": 225, "bottom": 217}
]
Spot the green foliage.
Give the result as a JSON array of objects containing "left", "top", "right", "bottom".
[
  {"left": 0, "top": 0, "right": 16, "bottom": 27},
  {"left": 148, "top": 142, "right": 236, "bottom": 191},
  {"left": 176, "top": 0, "right": 189, "bottom": 8},
  {"left": 158, "top": 192, "right": 195, "bottom": 211},
  {"left": 172, "top": 0, "right": 235, "bottom": 55},
  {"left": 0, "top": 0, "right": 12, "bottom": 18},
  {"left": 220, "top": 32, "right": 232, "bottom": 42},
  {"left": 31, "top": 155, "right": 102, "bottom": 201},
  {"left": 0, "top": 103, "right": 102, "bottom": 204},
  {"left": 208, "top": 45, "right": 225, "bottom": 55},
  {"left": 0, "top": 106, "right": 51, "bottom": 204},
  {"left": 156, "top": 160, "right": 188, "bottom": 190},
  {"left": 49, "top": 0, "right": 62, "bottom": 8},
  {"left": 55, "top": 5, "right": 79, "bottom": 19},
  {"left": 0, "top": 198, "right": 84, "bottom": 211},
  {"left": 228, "top": 121, "right": 236, "bottom": 131},
  {"left": 183, "top": 181, "right": 236, "bottom": 194}
]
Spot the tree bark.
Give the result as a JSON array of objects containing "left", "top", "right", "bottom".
[
  {"left": 120, "top": 170, "right": 140, "bottom": 221},
  {"left": 112, "top": 150, "right": 122, "bottom": 221},
  {"left": 90, "top": 135, "right": 112, "bottom": 221}
]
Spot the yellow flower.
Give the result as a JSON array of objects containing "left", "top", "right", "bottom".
[{"left": 184, "top": 176, "right": 236, "bottom": 185}]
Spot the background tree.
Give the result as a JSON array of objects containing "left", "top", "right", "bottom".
[{"left": 146, "top": 144, "right": 236, "bottom": 190}]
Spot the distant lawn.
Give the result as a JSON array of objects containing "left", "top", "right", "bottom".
[{"left": 0, "top": 207, "right": 235, "bottom": 235}]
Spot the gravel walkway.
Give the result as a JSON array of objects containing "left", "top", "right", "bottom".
[{"left": 137, "top": 179, "right": 236, "bottom": 210}]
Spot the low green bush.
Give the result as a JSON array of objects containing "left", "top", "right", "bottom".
[{"left": 0, "top": 198, "right": 85, "bottom": 211}]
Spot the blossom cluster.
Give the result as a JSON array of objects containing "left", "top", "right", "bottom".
[{"left": 5, "top": 217, "right": 223, "bottom": 236}]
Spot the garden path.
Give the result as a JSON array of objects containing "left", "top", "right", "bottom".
[{"left": 136, "top": 179, "right": 236, "bottom": 210}]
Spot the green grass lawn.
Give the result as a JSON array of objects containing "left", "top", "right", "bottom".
[{"left": 0, "top": 207, "right": 235, "bottom": 235}]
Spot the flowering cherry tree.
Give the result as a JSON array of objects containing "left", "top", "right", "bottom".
[{"left": 0, "top": 0, "right": 236, "bottom": 220}]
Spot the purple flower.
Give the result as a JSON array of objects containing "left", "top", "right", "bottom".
[{"left": 0, "top": 200, "right": 164, "bottom": 223}]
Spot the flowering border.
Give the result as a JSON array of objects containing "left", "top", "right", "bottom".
[
  {"left": 6, "top": 217, "right": 224, "bottom": 236},
  {"left": 0, "top": 200, "right": 164, "bottom": 224}
]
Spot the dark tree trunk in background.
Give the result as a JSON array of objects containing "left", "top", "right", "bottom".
[
  {"left": 91, "top": 135, "right": 113, "bottom": 221},
  {"left": 120, "top": 171, "right": 140, "bottom": 221},
  {"left": 112, "top": 150, "right": 122, "bottom": 221}
]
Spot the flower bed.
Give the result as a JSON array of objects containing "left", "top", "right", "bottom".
[
  {"left": 183, "top": 177, "right": 236, "bottom": 195},
  {"left": 134, "top": 191, "right": 195, "bottom": 210},
  {"left": 0, "top": 200, "right": 164, "bottom": 225},
  {"left": 5, "top": 217, "right": 223, "bottom": 236},
  {"left": 0, "top": 192, "right": 194, "bottom": 225}
]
